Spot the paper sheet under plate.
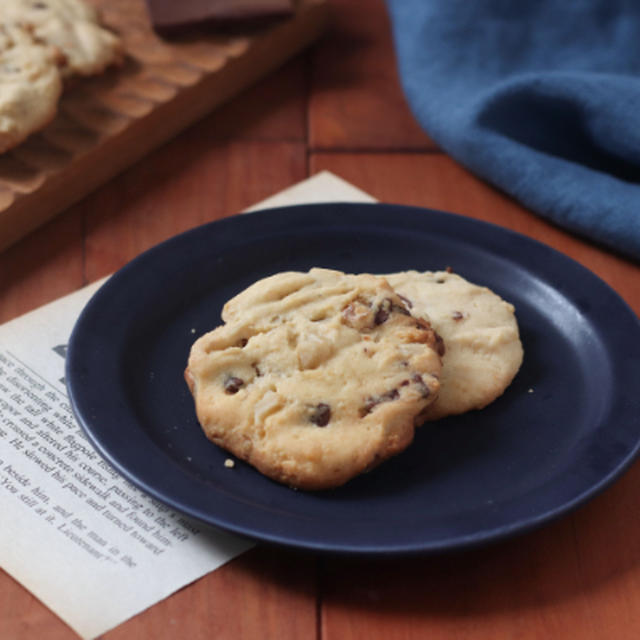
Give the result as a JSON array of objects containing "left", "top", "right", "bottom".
[{"left": 0, "top": 171, "right": 375, "bottom": 639}]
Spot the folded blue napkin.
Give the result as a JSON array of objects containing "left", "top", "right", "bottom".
[{"left": 385, "top": 0, "right": 640, "bottom": 260}]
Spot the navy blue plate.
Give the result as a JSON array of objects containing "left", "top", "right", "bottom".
[{"left": 66, "top": 203, "right": 640, "bottom": 554}]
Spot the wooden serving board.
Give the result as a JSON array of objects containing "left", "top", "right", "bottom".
[{"left": 0, "top": 0, "right": 328, "bottom": 252}]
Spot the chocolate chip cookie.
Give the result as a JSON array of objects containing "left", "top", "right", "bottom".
[
  {"left": 0, "top": 0, "right": 123, "bottom": 152},
  {"left": 385, "top": 270, "right": 523, "bottom": 420},
  {"left": 2, "top": 0, "right": 124, "bottom": 78},
  {"left": 0, "top": 23, "right": 63, "bottom": 153},
  {"left": 186, "top": 269, "right": 443, "bottom": 490}
]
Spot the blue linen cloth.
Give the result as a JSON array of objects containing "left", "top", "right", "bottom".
[{"left": 385, "top": 0, "right": 640, "bottom": 260}]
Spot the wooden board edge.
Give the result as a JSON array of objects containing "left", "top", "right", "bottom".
[{"left": 0, "top": 0, "right": 328, "bottom": 253}]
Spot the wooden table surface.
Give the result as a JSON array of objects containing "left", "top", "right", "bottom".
[{"left": 2, "top": 1, "right": 640, "bottom": 638}]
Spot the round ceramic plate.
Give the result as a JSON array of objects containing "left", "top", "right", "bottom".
[{"left": 66, "top": 203, "right": 640, "bottom": 554}]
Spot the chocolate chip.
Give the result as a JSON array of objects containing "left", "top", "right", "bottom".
[
  {"left": 359, "top": 399, "right": 377, "bottom": 417},
  {"left": 381, "top": 388, "right": 399, "bottom": 402},
  {"left": 374, "top": 308, "right": 389, "bottom": 325},
  {"left": 412, "top": 374, "right": 431, "bottom": 398},
  {"left": 434, "top": 333, "right": 446, "bottom": 357},
  {"left": 373, "top": 298, "right": 410, "bottom": 324},
  {"left": 392, "top": 303, "right": 411, "bottom": 316},
  {"left": 415, "top": 318, "right": 428, "bottom": 329},
  {"left": 445, "top": 266, "right": 453, "bottom": 273},
  {"left": 310, "top": 403, "right": 331, "bottom": 426},
  {"left": 360, "top": 388, "right": 399, "bottom": 417},
  {"left": 452, "top": 311, "right": 464, "bottom": 321},
  {"left": 374, "top": 299, "right": 392, "bottom": 325},
  {"left": 224, "top": 376, "right": 244, "bottom": 394}
]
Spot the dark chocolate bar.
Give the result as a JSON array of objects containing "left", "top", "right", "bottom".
[{"left": 145, "top": 0, "right": 295, "bottom": 33}]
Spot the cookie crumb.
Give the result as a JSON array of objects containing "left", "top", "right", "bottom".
[
  {"left": 190, "top": 328, "right": 196, "bottom": 334},
  {"left": 528, "top": 388, "right": 534, "bottom": 393},
  {"left": 224, "top": 458, "right": 235, "bottom": 468}
]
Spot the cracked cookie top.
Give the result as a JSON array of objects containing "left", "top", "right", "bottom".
[{"left": 185, "top": 268, "right": 443, "bottom": 490}]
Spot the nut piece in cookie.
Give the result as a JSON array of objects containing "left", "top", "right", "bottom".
[
  {"left": 385, "top": 270, "right": 524, "bottom": 420},
  {"left": 186, "top": 268, "right": 443, "bottom": 490}
]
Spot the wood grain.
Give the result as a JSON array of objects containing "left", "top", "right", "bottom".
[
  {"left": 3, "top": 0, "right": 640, "bottom": 638},
  {"left": 0, "top": 547, "right": 319, "bottom": 640},
  {"left": 0, "top": 0, "right": 327, "bottom": 252},
  {"left": 0, "top": 207, "right": 84, "bottom": 324},
  {"left": 309, "top": 0, "right": 435, "bottom": 150},
  {"left": 207, "top": 58, "right": 308, "bottom": 142},
  {"left": 318, "top": 469, "right": 640, "bottom": 640},
  {"left": 0, "top": 571, "right": 75, "bottom": 640},
  {"left": 104, "top": 548, "right": 317, "bottom": 640},
  {"left": 83, "top": 139, "right": 307, "bottom": 281}
]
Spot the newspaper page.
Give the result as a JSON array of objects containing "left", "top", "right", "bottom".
[{"left": 0, "top": 171, "right": 375, "bottom": 639}]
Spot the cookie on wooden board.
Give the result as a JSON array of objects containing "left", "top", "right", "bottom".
[
  {"left": 0, "top": 0, "right": 124, "bottom": 152},
  {"left": 0, "top": 24, "right": 63, "bottom": 153},
  {"left": 2, "top": 0, "right": 124, "bottom": 77}
]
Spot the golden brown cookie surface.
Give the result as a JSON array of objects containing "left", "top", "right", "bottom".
[
  {"left": 0, "top": 0, "right": 123, "bottom": 152},
  {"left": 187, "top": 268, "right": 443, "bottom": 490},
  {"left": 385, "top": 270, "right": 523, "bottom": 420},
  {"left": 0, "top": 24, "right": 63, "bottom": 153},
  {"left": 2, "top": 0, "right": 124, "bottom": 77}
]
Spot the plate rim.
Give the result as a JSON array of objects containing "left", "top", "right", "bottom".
[{"left": 66, "top": 201, "right": 640, "bottom": 555}]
